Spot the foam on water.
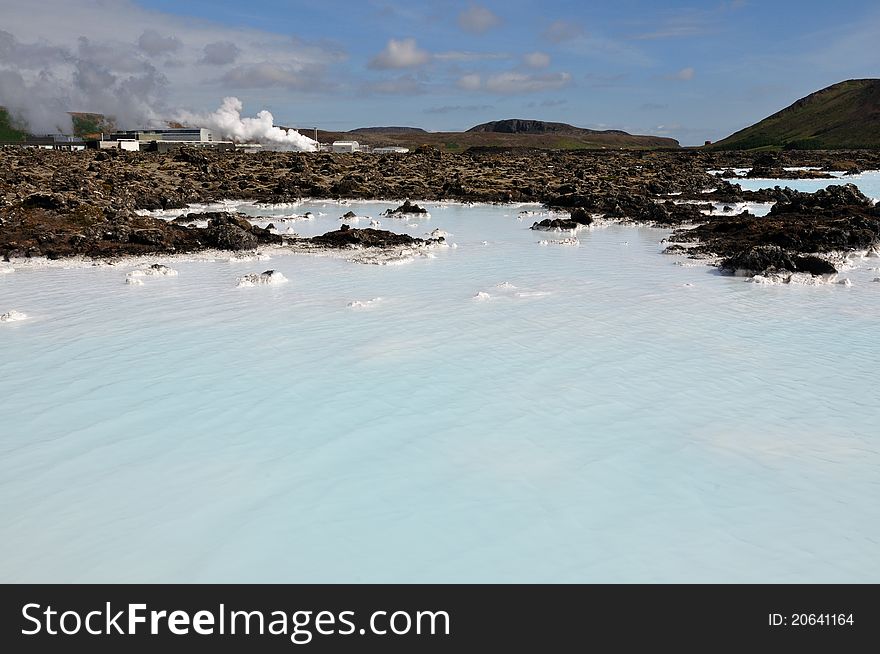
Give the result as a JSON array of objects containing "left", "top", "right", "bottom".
[
  {"left": 236, "top": 270, "right": 289, "bottom": 287},
  {"left": 538, "top": 236, "right": 580, "bottom": 246},
  {"left": 2, "top": 188, "right": 880, "bottom": 583},
  {"left": 0, "top": 310, "right": 28, "bottom": 323},
  {"left": 347, "top": 297, "right": 383, "bottom": 310}
]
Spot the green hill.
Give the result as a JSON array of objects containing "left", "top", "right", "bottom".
[
  {"left": 70, "top": 112, "right": 114, "bottom": 138},
  {"left": 711, "top": 79, "right": 880, "bottom": 150},
  {"left": 0, "top": 107, "right": 27, "bottom": 141},
  {"left": 0, "top": 108, "right": 113, "bottom": 140}
]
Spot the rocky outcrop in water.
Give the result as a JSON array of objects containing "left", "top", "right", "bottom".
[
  {"left": 1, "top": 147, "right": 879, "bottom": 265},
  {"left": 202, "top": 214, "right": 280, "bottom": 250},
  {"left": 0, "top": 204, "right": 281, "bottom": 260},
  {"left": 382, "top": 200, "right": 429, "bottom": 216},
  {"left": 531, "top": 207, "right": 594, "bottom": 231},
  {"left": 718, "top": 246, "right": 837, "bottom": 276},
  {"left": 667, "top": 184, "right": 880, "bottom": 275},
  {"left": 308, "top": 225, "right": 440, "bottom": 248}
]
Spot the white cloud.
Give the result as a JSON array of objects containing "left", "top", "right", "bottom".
[
  {"left": 541, "top": 20, "right": 585, "bottom": 43},
  {"left": 368, "top": 38, "right": 430, "bottom": 69},
  {"left": 523, "top": 52, "right": 550, "bottom": 68},
  {"left": 0, "top": 0, "right": 347, "bottom": 130},
  {"left": 629, "top": 11, "right": 712, "bottom": 41},
  {"left": 0, "top": 29, "right": 167, "bottom": 133},
  {"left": 458, "top": 5, "right": 502, "bottom": 34},
  {"left": 486, "top": 71, "right": 572, "bottom": 94},
  {"left": 434, "top": 51, "right": 508, "bottom": 62},
  {"left": 456, "top": 70, "right": 573, "bottom": 94},
  {"left": 457, "top": 73, "right": 482, "bottom": 91},
  {"left": 668, "top": 66, "right": 695, "bottom": 80},
  {"left": 220, "top": 63, "right": 327, "bottom": 91}
]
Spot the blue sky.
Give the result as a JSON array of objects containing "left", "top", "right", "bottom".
[{"left": 2, "top": 1, "right": 879, "bottom": 144}]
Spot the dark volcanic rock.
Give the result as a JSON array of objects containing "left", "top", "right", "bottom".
[
  {"left": 603, "top": 196, "right": 705, "bottom": 225},
  {"left": 202, "top": 214, "right": 281, "bottom": 250},
  {"left": 531, "top": 207, "right": 593, "bottom": 230},
  {"left": 719, "top": 245, "right": 837, "bottom": 275},
  {"left": 768, "top": 183, "right": 875, "bottom": 216},
  {"left": 131, "top": 229, "right": 168, "bottom": 246},
  {"left": 22, "top": 193, "right": 67, "bottom": 210},
  {"left": 746, "top": 166, "right": 834, "bottom": 180},
  {"left": 383, "top": 200, "right": 428, "bottom": 216},
  {"left": 670, "top": 203, "right": 880, "bottom": 276},
  {"left": 310, "top": 227, "right": 422, "bottom": 248},
  {"left": 2, "top": 147, "right": 879, "bottom": 268},
  {"left": 570, "top": 208, "right": 594, "bottom": 225},
  {"left": 531, "top": 218, "right": 580, "bottom": 231}
]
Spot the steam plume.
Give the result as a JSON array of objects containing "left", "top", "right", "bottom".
[
  {"left": 177, "top": 97, "right": 317, "bottom": 151},
  {"left": 0, "top": 30, "right": 166, "bottom": 135}
]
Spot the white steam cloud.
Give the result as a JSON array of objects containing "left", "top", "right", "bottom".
[
  {"left": 177, "top": 97, "right": 317, "bottom": 151},
  {"left": 1, "top": 31, "right": 317, "bottom": 150},
  {"left": 0, "top": 30, "right": 166, "bottom": 134}
]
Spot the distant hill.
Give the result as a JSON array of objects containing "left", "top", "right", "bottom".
[
  {"left": 316, "top": 119, "right": 678, "bottom": 151},
  {"left": 0, "top": 108, "right": 114, "bottom": 140},
  {"left": 349, "top": 126, "right": 427, "bottom": 134},
  {"left": 69, "top": 112, "right": 114, "bottom": 138},
  {"left": 467, "top": 118, "right": 628, "bottom": 136},
  {"left": 711, "top": 79, "right": 880, "bottom": 150}
]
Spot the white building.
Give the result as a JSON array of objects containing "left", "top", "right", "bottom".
[
  {"left": 97, "top": 139, "right": 140, "bottom": 151},
  {"left": 373, "top": 146, "right": 409, "bottom": 154},
  {"left": 331, "top": 140, "right": 361, "bottom": 153}
]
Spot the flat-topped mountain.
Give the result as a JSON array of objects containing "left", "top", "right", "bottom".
[
  {"left": 467, "top": 118, "right": 628, "bottom": 136},
  {"left": 316, "top": 118, "right": 678, "bottom": 151},
  {"left": 349, "top": 126, "right": 428, "bottom": 134},
  {"left": 711, "top": 79, "right": 880, "bottom": 150}
]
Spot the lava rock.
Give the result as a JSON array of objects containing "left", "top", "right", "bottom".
[
  {"left": 382, "top": 200, "right": 428, "bottom": 216},
  {"left": 310, "top": 227, "right": 421, "bottom": 247},
  {"left": 720, "top": 245, "right": 836, "bottom": 276}
]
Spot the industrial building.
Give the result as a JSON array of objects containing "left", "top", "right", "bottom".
[
  {"left": 0, "top": 135, "right": 87, "bottom": 151},
  {"left": 323, "top": 142, "right": 410, "bottom": 154},
  {"left": 330, "top": 140, "right": 362, "bottom": 153},
  {"left": 104, "top": 127, "right": 234, "bottom": 152},
  {"left": 110, "top": 128, "right": 214, "bottom": 143},
  {"left": 96, "top": 139, "right": 140, "bottom": 151},
  {"left": 1, "top": 126, "right": 411, "bottom": 155}
]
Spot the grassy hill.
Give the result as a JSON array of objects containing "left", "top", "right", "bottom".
[
  {"left": 711, "top": 79, "right": 880, "bottom": 150},
  {"left": 70, "top": 112, "right": 114, "bottom": 138},
  {"left": 316, "top": 119, "right": 679, "bottom": 151},
  {"left": 0, "top": 107, "right": 27, "bottom": 141},
  {"left": 0, "top": 108, "right": 113, "bottom": 140}
]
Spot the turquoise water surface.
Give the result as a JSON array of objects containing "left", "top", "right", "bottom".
[{"left": 1, "top": 174, "right": 879, "bottom": 582}]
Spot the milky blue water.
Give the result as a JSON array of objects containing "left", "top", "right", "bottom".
[{"left": 1, "top": 173, "right": 879, "bottom": 583}]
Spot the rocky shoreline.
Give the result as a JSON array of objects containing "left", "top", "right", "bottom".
[{"left": 1, "top": 147, "right": 879, "bottom": 277}]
